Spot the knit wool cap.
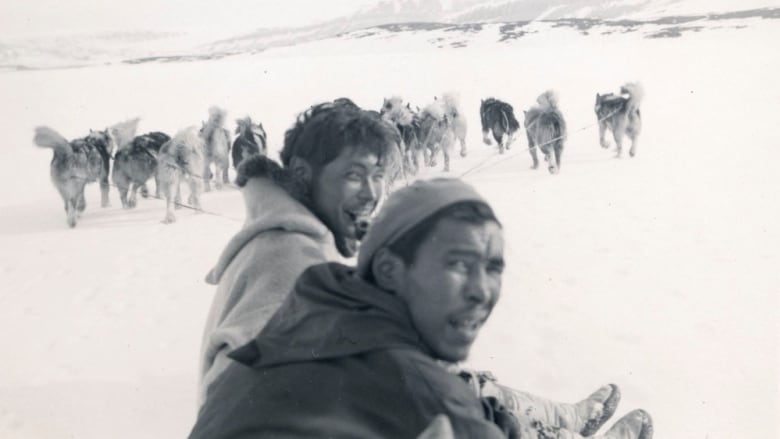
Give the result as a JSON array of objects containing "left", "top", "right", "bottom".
[{"left": 357, "top": 177, "right": 493, "bottom": 277}]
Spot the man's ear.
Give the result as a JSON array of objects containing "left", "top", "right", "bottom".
[
  {"left": 372, "top": 247, "right": 405, "bottom": 293},
  {"left": 288, "top": 156, "right": 312, "bottom": 184}
]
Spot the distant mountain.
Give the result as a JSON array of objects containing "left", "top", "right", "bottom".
[{"left": 1, "top": 1, "right": 778, "bottom": 70}]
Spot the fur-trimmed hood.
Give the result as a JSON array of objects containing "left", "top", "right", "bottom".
[{"left": 205, "top": 159, "right": 339, "bottom": 285}]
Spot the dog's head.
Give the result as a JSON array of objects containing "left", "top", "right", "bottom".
[{"left": 594, "top": 92, "right": 612, "bottom": 114}]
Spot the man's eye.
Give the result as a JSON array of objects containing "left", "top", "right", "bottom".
[
  {"left": 448, "top": 260, "right": 469, "bottom": 272},
  {"left": 487, "top": 261, "right": 504, "bottom": 274},
  {"left": 345, "top": 172, "right": 362, "bottom": 180}
]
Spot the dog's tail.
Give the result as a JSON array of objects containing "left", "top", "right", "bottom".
[
  {"left": 440, "top": 91, "right": 462, "bottom": 118},
  {"left": 536, "top": 90, "right": 560, "bottom": 110},
  {"left": 34, "top": 126, "right": 71, "bottom": 154},
  {"left": 111, "top": 117, "right": 141, "bottom": 153},
  {"left": 620, "top": 82, "right": 644, "bottom": 112}
]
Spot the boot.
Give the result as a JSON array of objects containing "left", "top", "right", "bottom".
[
  {"left": 459, "top": 370, "right": 620, "bottom": 436},
  {"left": 533, "top": 409, "right": 653, "bottom": 439}
]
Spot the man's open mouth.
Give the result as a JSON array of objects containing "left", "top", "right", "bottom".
[{"left": 345, "top": 208, "right": 374, "bottom": 240}]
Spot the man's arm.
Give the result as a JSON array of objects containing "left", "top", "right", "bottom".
[{"left": 199, "top": 230, "right": 329, "bottom": 405}]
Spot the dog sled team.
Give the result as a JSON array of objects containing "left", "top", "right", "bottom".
[
  {"left": 32, "top": 94, "right": 654, "bottom": 439},
  {"left": 34, "top": 107, "right": 268, "bottom": 226},
  {"left": 34, "top": 82, "right": 642, "bottom": 228},
  {"left": 192, "top": 100, "right": 653, "bottom": 439}
]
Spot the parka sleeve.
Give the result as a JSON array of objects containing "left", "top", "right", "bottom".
[{"left": 198, "top": 230, "right": 329, "bottom": 406}]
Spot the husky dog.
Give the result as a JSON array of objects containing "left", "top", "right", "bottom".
[
  {"left": 33, "top": 127, "right": 116, "bottom": 227},
  {"left": 200, "top": 107, "right": 231, "bottom": 191},
  {"left": 232, "top": 117, "right": 267, "bottom": 170},
  {"left": 380, "top": 96, "right": 424, "bottom": 176},
  {"left": 112, "top": 131, "right": 171, "bottom": 208},
  {"left": 418, "top": 99, "right": 456, "bottom": 172},
  {"left": 524, "top": 90, "right": 567, "bottom": 174},
  {"left": 480, "top": 98, "right": 520, "bottom": 154},
  {"left": 157, "top": 127, "right": 205, "bottom": 224},
  {"left": 595, "top": 82, "right": 644, "bottom": 157},
  {"left": 439, "top": 92, "right": 468, "bottom": 158}
]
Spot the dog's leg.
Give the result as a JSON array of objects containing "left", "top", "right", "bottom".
[
  {"left": 222, "top": 166, "right": 230, "bottom": 184},
  {"left": 459, "top": 137, "right": 467, "bottom": 158},
  {"left": 174, "top": 180, "right": 183, "bottom": 209},
  {"left": 546, "top": 148, "right": 558, "bottom": 174},
  {"left": 443, "top": 148, "right": 450, "bottom": 172},
  {"left": 613, "top": 127, "right": 624, "bottom": 158},
  {"left": 118, "top": 182, "right": 129, "bottom": 209},
  {"left": 163, "top": 189, "right": 176, "bottom": 224},
  {"left": 529, "top": 143, "right": 539, "bottom": 170},
  {"left": 100, "top": 179, "right": 110, "bottom": 208},
  {"left": 428, "top": 145, "right": 437, "bottom": 168},
  {"left": 482, "top": 129, "right": 492, "bottom": 145},
  {"left": 203, "top": 163, "right": 211, "bottom": 192},
  {"left": 76, "top": 187, "right": 87, "bottom": 215},
  {"left": 411, "top": 147, "right": 421, "bottom": 175},
  {"left": 158, "top": 165, "right": 176, "bottom": 223},
  {"left": 66, "top": 198, "right": 78, "bottom": 228},
  {"left": 128, "top": 183, "right": 138, "bottom": 208},
  {"left": 214, "top": 165, "right": 224, "bottom": 190},
  {"left": 554, "top": 143, "right": 563, "bottom": 172},
  {"left": 163, "top": 175, "right": 178, "bottom": 224},
  {"left": 499, "top": 132, "right": 509, "bottom": 154},
  {"left": 627, "top": 127, "right": 639, "bottom": 157},
  {"left": 599, "top": 123, "right": 610, "bottom": 149},
  {"left": 154, "top": 176, "right": 161, "bottom": 199},
  {"left": 187, "top": 175, "right": 203, "bottom": 211}
]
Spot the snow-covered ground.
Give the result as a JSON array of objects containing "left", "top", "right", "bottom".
[{"left": 0, "top": 14, "right": 777, "bottom": 439}]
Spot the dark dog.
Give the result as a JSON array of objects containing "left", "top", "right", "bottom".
[
  {"left": 595, "top": 82, "right": 644, "bottom": 157},
  {"left": 157, "top": 127, "right": 205, "bottom": 224},
  {"left": 33, "top": 127, "right": 115, "bottom": 227},
  {"left": 524, "top": 91, "right": 567, "bottom": 174},
  {"left": 480, "top": 98, "right": 520, "bottom": 154},
  {"left": 232, "top": 117, "right": 267, "bottom": 170},
  {"left": 112, "top": 132, "right": 171, "bottom": 208}
]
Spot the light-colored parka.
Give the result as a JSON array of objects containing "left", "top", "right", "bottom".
[{"left": 198, "top": 171, "right": 346, "bottom": 405}]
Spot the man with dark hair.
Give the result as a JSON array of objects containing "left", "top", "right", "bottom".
[
  {"left": 191, "top": 178, "right": 653, "bottom": 439},
  {"left": 198, "top": 100, "right": 402, "bottom": 404}
]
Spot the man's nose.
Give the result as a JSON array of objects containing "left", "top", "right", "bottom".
[
  {"left": 465, "top": 268, "right": 491, "bottom": 304},
  {"left": 358, "top": 178, "right": 380, "bottom": 202}
]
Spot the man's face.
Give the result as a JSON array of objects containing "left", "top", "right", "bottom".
[
  {"left": 310, "top": 146, "right": 386, "bottom": 244},
  {"left": 396, "top": 218, "right": 504, "bottom": 362}
]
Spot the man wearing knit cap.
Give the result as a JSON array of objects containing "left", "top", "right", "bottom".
[{"left": 190, "top": 178, "right": 652, "bottom": 439}]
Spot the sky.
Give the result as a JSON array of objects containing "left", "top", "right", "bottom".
[{"left": 0, "top": 0, "right": 380, "bottom": 39}]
